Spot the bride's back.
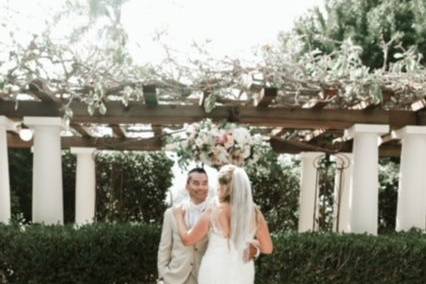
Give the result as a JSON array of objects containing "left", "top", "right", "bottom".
[
  {"left": 210, "top": 201, "right": 257, "bottom": 242},
  {"left": 210, "top": 202, "right": 231, "bottom": 238}
]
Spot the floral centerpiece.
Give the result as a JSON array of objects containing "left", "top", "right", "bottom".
[{"left": 168, "top": 120, "right": 263, "bottom": 169}]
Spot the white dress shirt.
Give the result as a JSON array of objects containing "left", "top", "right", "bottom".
[{"left": 185, "top": 199, "right": 209, "bottom": 228}]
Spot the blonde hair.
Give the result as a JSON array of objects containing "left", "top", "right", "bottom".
[{"left": 218, "top": 165, "right": 256, "bottom": 250}]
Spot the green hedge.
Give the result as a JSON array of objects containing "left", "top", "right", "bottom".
[
  {"left": 256, "top": 231, "right": 426, "bottom": 284},
  {"left": 0, "top": 224, "right": 160, "bottom": 284},
  {"left": 1, "top": 224, "right": 425, "bottom": 283}
]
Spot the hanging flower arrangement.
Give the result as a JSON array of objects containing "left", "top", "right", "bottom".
[{"left": 168, "top": 120, "right": 264, "bottom": 169}]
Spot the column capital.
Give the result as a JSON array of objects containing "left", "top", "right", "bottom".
[
  {"left": 0, "top": 116, "right": 16, "bottom": 131},
  {"left": 392, "top": 126, "right": 426, "bottom": 139},
  {"left": 344, "top": 124, "right": 389, "bottom": 140},
  {"left": 70, "top": 147, "right": 97, "bottom": 155},
  {"left": 331, "top": 153, "right": 353, "bottom": 168},
  {"left": 23, "top": 116, "right": 63, "bottom": 127}
]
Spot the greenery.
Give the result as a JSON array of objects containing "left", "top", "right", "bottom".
[
  {"left": 295, "top": 0, "right": 426, "bottom": 69},
  {"left": 169, "top": 119, "right": 265, "bottom": 169},
  {"left": 378, "top": 157, "right": 400, "bottom": 233},
  {"left": 8, "top": 150, "right": 32, "bottom": 223},
  {"left": 95, "top": 151, "right": 173, "bottom": 223},
  {"left": 1, "top": 0, "right": 425, "bottom": 117},
  {"left": 8, "top": 148, "right": 401, "bottom": 233},
  {"left": 246, "top": 149, "right": 300, "bottom": 233},
  {"left": 8, "top": 150, "right": 174, "bottom": 225},
  {"left": 0, "top": 224, "right": 424, "bottom": 283},
  {"left": 256, "top": 230, "right": 426, "bottom": 284},
  {"left": 0, "top": 223, "right": 160, "bottom": 284}
]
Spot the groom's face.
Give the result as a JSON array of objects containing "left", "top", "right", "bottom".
[{"left": 187, "top": 172, "right": 209, "bottom": 204}]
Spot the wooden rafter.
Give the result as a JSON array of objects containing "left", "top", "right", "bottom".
[
  {"left": 152, "top": 125, "right": 163, "bottom": 137},
  {"left": 29, "top": 79, "right": 62, "bottom": 106},
  {"left": 411, "top": 99, "right": 426, "bottom": 111},
  {"left": 71, "top": 123, "right": 91, "bottom": 138},
  {"left": 351, "top": 99, "right": 381, "bottom": 111},
  {"left": 270, "top": 137, "right": 335, "bottom": 154},
  {"left": 254, "top": 87, "right": 277, "bottom": 108},
  {"left": 271, "top": 127, "right": 287, "bottom": 137},
  {"left": 380, "top": 133, "right": 399, "bottom": 145},
  {"left": 1, "top": 101, "right": 419, "bottom": 129},
  {"left": 302, "top": 99, "right": 330, "bottom": 110},
  {"left": 270, "top": 136, "right": 401, "bottom": 157},
  {"left": 304, "top": 129, "right": 327, "bottom": 141},
  {"left": 111, "top": 124, "right": 126, "bottom": 139}
]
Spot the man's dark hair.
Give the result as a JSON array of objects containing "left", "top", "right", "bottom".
[{"left": 186, "top": 167, "right": 207, "bottom": 185}]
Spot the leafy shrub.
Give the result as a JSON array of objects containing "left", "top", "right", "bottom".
[
  {"left": 1, "top": 225, "right": 424, "bottom": 284},
  {"left": 95, "top": 151, "right": 173, "bottom": 224},
  {"left": 0, "top": 224, "right": 160, "bottom": 283},
  {"left": 246, "top": 149, "right": 300, "bottom": 232}
]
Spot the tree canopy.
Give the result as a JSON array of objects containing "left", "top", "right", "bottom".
[{"left": 294, "top": 0, "right": 426, "bottom": 69}]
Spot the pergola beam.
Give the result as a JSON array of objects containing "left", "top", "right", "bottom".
[
  {"left": 270, "top": 136, "right": 401, "bottom": 157},
  {"left": 0, "top": 101, "right": 418, "bottom": 129},
  {"left": 7, "top": 133, "right": 161, "bottom": 151}
]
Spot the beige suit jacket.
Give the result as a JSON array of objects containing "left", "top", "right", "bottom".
[{"left": 157, "top": 207, "right": 208, "bottom": 284}]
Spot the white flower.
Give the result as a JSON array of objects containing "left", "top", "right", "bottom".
[
  {"left": 213, "top": 145, "right": 230, "bottom": 165},
  {"left": 242, "top": 145, "right": 251, "bottom": 159},
  {"left": 199, "top": 151, "right": 212, "bottom": 166},
  {"left": 232, "top": 128, "right": 251, "bottom": 145}
]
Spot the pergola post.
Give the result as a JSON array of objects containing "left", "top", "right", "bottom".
[
  {"left": 393, "top": 126, "right": 426, "bottom": 231},
  {"left": 0, "top": 116, "right": 14, "bottom": 223},
  {"left": 298, "top": 152, "right": 324, "bottom": 232},
  {"left": 70, "top": 147, "right": 97, "bottom": 225},
  {"left": 331, "top": 153, "right": 353, "bottom": 233},
  {"left": 344, "top": 124, "right": 389, "bottom": 235},
  {"left": 24, "top": 116, "right": 64, "bottom": 225}
]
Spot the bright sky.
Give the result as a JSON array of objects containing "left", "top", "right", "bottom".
[
  {"left": 2, "top": 0, "right": 323, "bottom": 201},
  {"left": 2, "top": 0, "right": 324, "bottom": 64},
  {"left": 123, "top": 0, "right": 324, "bottom": 63}
]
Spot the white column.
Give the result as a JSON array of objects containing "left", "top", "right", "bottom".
[
  {"left": 298, "top": 152, "right": 324, "bottom": 232},
  {"left": 71, "top": 147, "right": 96, "bottom": 225},
  {"left": 0, "top": 116, "right": 14, "bottom": 223},
  {"left": 344, "top": 124, "right": 389, "bottom": 235},
  {"left": 331, "top": 153, "right": 353, "bottom": 233},
  {"left": 393, "top": 126, "right": 426, "bottom": 231},
  {"left": 24, "top": 117, "right": 64, "bottom": 225}
]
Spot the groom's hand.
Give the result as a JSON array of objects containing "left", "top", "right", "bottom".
[
  {"left": 243, "top": 242, "right": 260, "bottom": 262},
  {"left": 173, "top": 205, "right": 186, "bottom": 218}
]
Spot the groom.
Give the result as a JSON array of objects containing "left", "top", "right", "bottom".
[{"left": 157, "top": 167, "right": 210, "bottom": 284}]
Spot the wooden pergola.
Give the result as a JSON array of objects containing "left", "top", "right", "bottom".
[
  {"left": 1, "top": 79, "right": 426, "bottom": 234},
  {"left": 2, "top": 80, "right": 426, "bottom": 156}
]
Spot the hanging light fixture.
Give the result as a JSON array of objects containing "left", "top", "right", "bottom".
[{"left": 17, "top": 123, "right": 33, "bottom": 141}]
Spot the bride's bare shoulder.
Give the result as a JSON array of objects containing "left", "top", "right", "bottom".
[{"left": 213, "top": 202, "right": 231, "bottom": 219}]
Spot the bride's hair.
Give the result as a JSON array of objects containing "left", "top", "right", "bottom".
[{"left": 218, "top": 165, "right": 256, "bottom": 250}]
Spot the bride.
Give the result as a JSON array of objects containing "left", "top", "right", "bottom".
[{"left": 174, "top": 165, "right": 273, "bottom": 284}]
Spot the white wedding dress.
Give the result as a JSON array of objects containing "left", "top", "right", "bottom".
[{"left": 197, "top": 208, "right": 255, "bottom": 284}]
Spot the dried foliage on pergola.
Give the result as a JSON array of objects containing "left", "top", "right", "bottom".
[
  {"left": 2, "top": 80, "right": 426, "bottom": 157},
  {"left": 1, "top": 31, "right": 426, "bottom": 157}
]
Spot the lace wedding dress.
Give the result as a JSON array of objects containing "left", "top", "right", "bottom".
[{"left": 197, "top": 208, "right": 255, "bottom": 284}]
